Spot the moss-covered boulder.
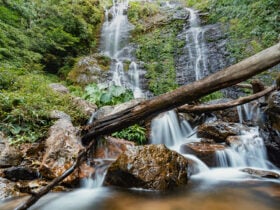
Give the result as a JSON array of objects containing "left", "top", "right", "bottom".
[{"left": 68, "top": 54, "right": 111, "bottom": 86}]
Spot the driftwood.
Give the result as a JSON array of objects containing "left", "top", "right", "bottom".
[
  {"left": 82, "top": 42, "right": 280, "bottom": 145},
  {"left": 177, "top": 86, "right": 276, "bottom": 114},
  {"left": 15, "top": 140, "right": 95, "bottom": 210}
]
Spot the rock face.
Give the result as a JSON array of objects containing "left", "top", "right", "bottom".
[
  {"left": 3, "top": 167, "right": 39, "bottom": 181},
  {"left": 180, "top": 142, "right": 226, "bottom": 167},
  {"left": 39, "top": 112, "right": 83, "bottom": 185},
  {"left": 197, "top": 121, "right": 248, "bottom": 143},
  {"left": 67, "top": 54, "right": 110, "bottom": 85},
  {"left": 104, "top": 144, "right": 189, "bottom": 191},
  {"left": 261, "top": 91, "right": 280, "bottom": 168}
]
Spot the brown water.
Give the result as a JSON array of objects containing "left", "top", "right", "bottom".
[{"left": 1, "top": 179, "right": 279, "bottom": 210}]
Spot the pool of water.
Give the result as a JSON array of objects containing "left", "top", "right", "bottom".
[{"left": 1, "top": 174, "right": 279, "bottom": 210}]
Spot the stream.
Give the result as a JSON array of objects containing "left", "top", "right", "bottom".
[{"left": 1, "top": 0, "right": 279, "bottom": 209}]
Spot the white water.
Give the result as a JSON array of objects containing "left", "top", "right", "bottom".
[
  {"left": 150, "top": 110, "right": 192, "bottom": 148},
  {"left": 100, "top": 0, "right": 144, "bottom": 98},
  {"left": 185, "top": 8, "right": 208, "bottom": 81},
  {"left": 215, "top": 127, "right": 275, "bottom": 169}
]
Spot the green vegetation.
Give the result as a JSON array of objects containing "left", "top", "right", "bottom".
[
  {"left": 129, "top": 2, "right": 185, "bottom": 95},
  {"left": 82, "top": 83, "right": 133, "bottom": 107},
  {"left": 200, "top": 91, "right": 223, "bottom": 103},
  {"left": 0, "top": 68, "right": 87, "bottom": 144},
  {"left": 0, "top": 0, "right": 104, "bottom": 75},
  {"left": 112, "top": 124, "right": 147, "bottom": 145}
]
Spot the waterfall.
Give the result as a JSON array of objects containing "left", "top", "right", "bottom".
[
  {"left": 185, "top": 8, "right": 208, "bottom": 81},
  {"left": 215, "top": 127, "right": 275, "bottom": 169},
  {"left": 150, "top": 110, "right": 193, "bottom": 148},
  {"left": 99, "top": 0, "right": 144, "bottom": 98}
]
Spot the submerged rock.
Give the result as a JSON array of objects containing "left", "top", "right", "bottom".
[
  {"left": 197, "top": 121, "right": 249, "bottom": 143},
  {"left": 180, "top": 142, "right": 226, "bottom": 167},
  {"left": 104, "top": 144, "right": 189, "bottom": 191},
  {"left": 241, "top": 168, "right": 280, "bottom": 179}
]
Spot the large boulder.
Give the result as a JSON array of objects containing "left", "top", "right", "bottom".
[
  {"left": 104, "top": 144, "right": 189, "bottom": 191},
  {"left": 180, "top": 142, "right": 226, "bottom": 167},
  {"left": 197, "top": 121, "right": 249, "bottom": 143},
  {"left": 39, "top": 112, "right": 85, "bottom": 185}
]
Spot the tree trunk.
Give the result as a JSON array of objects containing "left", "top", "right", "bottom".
[
  {"left": 177, "top": 86, "right": 276, "bottom": 114},
  {"left": 82, "top": 42, "right": 280, "bottom": 145}
]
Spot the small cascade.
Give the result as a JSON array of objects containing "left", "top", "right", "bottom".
[
  {"left": 82, "top": 159, "right": 112, "bottom": 189},
  {"left": 215, "top": 127, "right": 275, "bottom": 169},
  {"left": 184, "top": 154, "right": 210, "bottom": 174},
  {"left": 112, "top": 61, "right": 125, "bottom": 86},
  {"left": 128, "top": 62, "right": 144, "bottom": 98},
  {"left": 184, "top": 8, "right": 208, "bottom": 81},
  {"left": 150, "top": 110, "right": 193, "bottom": 148},
  {"left": 237, "top": 102, "right": 260, "bottom": 124}
]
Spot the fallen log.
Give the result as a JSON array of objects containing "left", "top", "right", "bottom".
[
  {"left": 82, "top": 42, "right": 280, "bottom": 145},
  {"left": 177, "top": 86, "right": 276, "bottom": 114}
]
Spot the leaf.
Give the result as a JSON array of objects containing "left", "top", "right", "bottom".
[
  {"left": 109, "top": 85, "right": 126, "bottom": 97},
  {"left": 100, "top": 93, "right": 112, "bottom": 104}
]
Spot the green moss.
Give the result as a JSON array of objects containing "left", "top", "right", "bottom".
[{"left": 134, "top": 20, "right": 184, "bottom": 95}]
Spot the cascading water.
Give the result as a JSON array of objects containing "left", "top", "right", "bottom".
[
  {"left": 182, "top": 8, "right": 208, "bottom": 81},
  {"left": 215, "top": 127, "right": 275, "bottom": 169},
  {"left": 99, "top": 0, "right": 144, "bottom": 98}
]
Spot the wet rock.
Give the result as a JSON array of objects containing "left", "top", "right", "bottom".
[
  {"left": 48, "top": 83, "right": 70, "bottom": 94},
  {"left": 0, "top": 178, "right": 25, "bottom": 200},
  {"left": 266, "top": 91, "right": 280, "bottom": 130},
  {"left": 260, "top": 91, "right": 280, "bottom": 168},
  {"left": 197, "top": 121, "right": 249, "bottom": 143},
  {"left": 3, "top": 167, "right": 39, "bottom": 181},
  {"left": 95, "top": 136, "right": 135, "bottom": 159},
  {"left": 241, "top": 168, "right": 280, "bottom": 179},
  {"left": 0, "top": 133, "right": 23, "bottom": 168},
  {"left": 104, "top": 144, "right": 189, "bottom": 191},
  {"left": 180, "top": 142, "right": 226, "bottom": 167},
  {"left": 225, "top": 136, "right": 242, "bottom": 146},
  {"left": 67, "top": 54, "right": 110, "bottom": 85},
  {"left": 207, "top": 98, "right": 240, "bottom": 123},
  {"left": 71, "top": 97, "right": 97, "bottom": 117},
  {"left": 39, "top": 113, "right": 83, "bottom": 185}
]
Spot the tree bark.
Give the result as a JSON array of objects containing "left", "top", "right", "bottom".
[
  {"left": 177, "top": 86, "right": 276, "bottom": 114},
  {"left": 82, "top": 42, "right": 280, "bottom": 145}
]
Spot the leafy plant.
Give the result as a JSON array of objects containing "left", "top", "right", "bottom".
[
  {"left": 82, "top": 83, "right": 133, "bottom": 107},
  {"left": 200, "top": 91, "right": 223, "bottom": 103},
  {"left": 112, "top": 124, "right": 147, "bottom": 145}
]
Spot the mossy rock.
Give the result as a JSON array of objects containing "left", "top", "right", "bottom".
[{"left": 67, "top": 54, "right": 111, "bottom": 86}]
